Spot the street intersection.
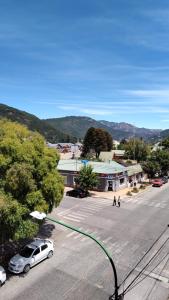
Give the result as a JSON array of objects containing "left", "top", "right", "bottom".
[{"left": 1, "top": 184, "right": 169, "bottom": 300}]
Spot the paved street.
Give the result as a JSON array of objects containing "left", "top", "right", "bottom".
[{"left": 1, "top": 184, "right": 169, "bottom": 300}]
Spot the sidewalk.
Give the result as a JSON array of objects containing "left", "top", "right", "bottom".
[
  {"left": 90, "top": 186, "right": 133, "bottom": 200},
  {"left": 65, "top": 183, "right": 151, "bottom": 201}
]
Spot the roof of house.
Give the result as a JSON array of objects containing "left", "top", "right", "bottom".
[
  {"left": 99, "top": 150, "right": 125, "bottom": 162},
  {"left": 57, "top": 159, "right": 126, "bottom": 174},
  {"left": 99, "top": 151, "right": 113, "bottom": 162},
  {"left": 112, "top": 150, "right": 125, "bottom": 155},
  {"left": 126, "top": 164, "right": 143, "bottom": 176}
]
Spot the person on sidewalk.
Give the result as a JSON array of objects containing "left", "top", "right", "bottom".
[
  {"left": 117, "top": 196, "right": 121, "bottom": 207},
  {"left": 112, "top": 196, "right": 116, "bottom": 206}
]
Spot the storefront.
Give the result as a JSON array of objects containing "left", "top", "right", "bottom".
[{"left": 57, "top": 159, "right": 128, "bottom": 192}]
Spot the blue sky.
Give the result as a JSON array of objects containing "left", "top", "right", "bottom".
[{"left": 1, "top": 0, "right": 169, "bottom": 129}]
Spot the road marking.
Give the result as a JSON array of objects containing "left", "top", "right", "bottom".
[
  {"left": 74, "top": 234, "right": 82, "bottom": 239},
  {"left": 71, "top": 212, "right": 89, "bottom": 217},
  {"left": 62, "top": 216, "right": 81, "bottom": 222},
  {"left": 103, "top": 236, "right": 112, "bottom": 243},
  {"left": 66, "top": 232, "right": 77, "bottom": 238},
  {"left": 135, "top": 267, "right": 169, "bottom": 283},
  {"left": 67, "top": 214, "right": 85, "bottom": 220}
]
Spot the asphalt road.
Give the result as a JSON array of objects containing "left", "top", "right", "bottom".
[{"left": 1, "top": 183, "right": 169, "bottom": 300}]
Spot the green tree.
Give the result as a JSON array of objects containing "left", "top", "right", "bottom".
[
  {"left": 0, "top": 119, "right": 64, "bottom": 241},
  {"left": 82, "top": 127, "right": 113, "bottom": 158},
  {"left": 75, "top": 165, "right": 98, "bottom": 192},
  {"left": 151, "top": 150, "right": 169, "bottom": 175},
  {"left": 124, "top": 138, "right": 150, "bottom": 162},
  {"left": 142, "top": 160, "right": 161, "bottom": 178},
  {"left": 117, "top": 139, "right": 127, "bottom": 150},
  {"left": 161, "top": 137, "right": 169, "bottom": 150}
]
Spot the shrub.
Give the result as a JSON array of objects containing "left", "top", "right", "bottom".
[
  {"left": 131, "top": 187, "right": 139, "bottom": 193},
  {"left": 139, "top": 185, "right": 146, "bottom": 189},
  {"left": 126, "top": 191, "right": 132, "bottom": 196}
]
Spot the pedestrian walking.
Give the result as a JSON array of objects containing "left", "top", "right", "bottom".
[
  {"left": 112, "top": 196, "right": 116, "bottom": 206},
  {"left": 117, "top": 196, "right": 121, "bottom": 207}
]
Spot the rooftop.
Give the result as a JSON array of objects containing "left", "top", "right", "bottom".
[{"left": 57, "top": 159, "right": 126, "bottom": 174}]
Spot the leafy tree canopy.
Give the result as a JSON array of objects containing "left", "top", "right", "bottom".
[
  {"left": 142, "top": 160, "right": 161, "bottom": 178},
  {"left": 0, "top": 119, "right": 64, "bottom": 241},
  {"left": 82, "top": 127, "right": 113, "bottom": 158},
  {"left": 150, "top": 149, "right": 169, "bottom": 176},
  {"left": 161, "top": 137, "right": 169, "bottom": 150},
  {"left": 124, "top": 138, "right": 150, "bottom": 162},
  {"left": 75, "top": 165, "right": 98, "bottom": 192}
]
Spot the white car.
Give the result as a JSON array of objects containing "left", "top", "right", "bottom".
[
  {"left": 0, "top": 266, "right": 6, "bottom": 286},
  {"left": 8, "top": 238, "right": 54, "bottom": 274}
]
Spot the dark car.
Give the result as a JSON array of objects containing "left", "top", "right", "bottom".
[
  {"left": 66, "top": 188, "right": 89, "bottom": 198},
  {"left": 161, "top": 176, "right": 168, "bottom": 184}
]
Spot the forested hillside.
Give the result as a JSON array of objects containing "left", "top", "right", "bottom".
[{"left": 0, "top": 104, "right": 76, "bottom": 143}]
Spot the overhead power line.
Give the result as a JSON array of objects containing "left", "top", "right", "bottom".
[
  {"left": 144, "top": 254, "right": 169, "bottom": 300},
  {"left": 123, "top": 237, "right": 169, "bottom": 295},
  {"left": 119, "top": 225, "right": 169, "bottom": 290},
  {"left": 125, "top": 251, "right": 169, "bottom": 294}
]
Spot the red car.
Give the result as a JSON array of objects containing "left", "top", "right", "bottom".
[{"left": 152, "top": 179, "right": 163, "bottom": 187}]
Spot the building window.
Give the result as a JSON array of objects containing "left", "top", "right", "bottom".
[{"left": 120, "top": 178, "right": 125, "bottom": 185}]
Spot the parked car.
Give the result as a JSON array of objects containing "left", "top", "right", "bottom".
[
  {"left": 152, "top": 179, "right": 163, "bottom": 187},
  {"left": 161, "top": 176, "right": 168, "bottom": 184},
  {"left": 66, "top": 188, "right": 89, "bottom": 198},
  {"left": 0, "top": 266, "right": 6, "bottom": 286},
  {"left": 8, "top": 238, "right": 54, "bottom": 274}
]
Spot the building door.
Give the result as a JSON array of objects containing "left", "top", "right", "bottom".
[{"left": 108, "top": 180, "right": 113, "bottom": 191}]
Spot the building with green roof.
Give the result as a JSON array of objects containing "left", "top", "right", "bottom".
[{"left": 57, "top": 159, "right": 128, "bottom": 191}]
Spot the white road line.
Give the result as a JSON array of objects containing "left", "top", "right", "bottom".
[
  {"left": 81, "top": 237, "right": 88, "bottom": 242},
  {"left": 71, "top": 212, "right": 89, "bottom": 217},
  {"left": 57, "top": 211, "right": 69, "bottom": 216},
  {"left": 62, "top": 216, "right": 80, "bottom": 222},
  {"left": 66, "top": 232, "right": 77, "bottom": 238},
  {"left": 82, "top": 207, "right": 98, "bottom": 211},
  {"left": 79, "top": 210, "right": 93, "bottom": 215},
  {"left": 74, "top": 234, "right": 82, "bottom": 239},
  {"left": 85, "top": 205, "right": 102, "bottom": 210},
  {"left": 103, "top": 236, "right": 112, "bottom": 243},
  {"left": 67, "top": 214, "right": 85, "bottom": 220}
]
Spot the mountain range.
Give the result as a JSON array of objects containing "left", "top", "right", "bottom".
[
  {"left": 44, "top": 116, "right": 162, "bottom": 141},
  {"left": 0, "top": 103, "right": 169, "bottom": 143}
]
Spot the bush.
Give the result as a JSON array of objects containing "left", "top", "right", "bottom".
[
  {"left": 131, "top": 187, "right": 139, "bottom": 193},
  {"left": 139, "top": 185, "right": 146, "bottom": 189},
  {"left": 126, "top": 191, "right": 132, "bottom": 196}
]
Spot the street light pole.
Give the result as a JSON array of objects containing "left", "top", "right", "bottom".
[{"left": 30, "top": 211, "right": 121, "bottom": 300}]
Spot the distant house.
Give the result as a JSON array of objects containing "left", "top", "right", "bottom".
[
  {"left": 47, "top": 143, "right": 82, "bottom": 153},
  {"left": 57, "top": 159, "right": 128, "bottom": 192},
  {"left": 112, "top": 150, "right": 125, "bottom": 160},
  {"left": 99, "top": 150, "right": 125, "bottom": 162}
]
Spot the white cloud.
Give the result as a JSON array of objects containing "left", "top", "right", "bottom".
[
  {"left": 79, "top": 108, "right": 112, "bottom": 115},
  {"left": 126, "top": 89, "right": 169, "bottom": 97}
]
